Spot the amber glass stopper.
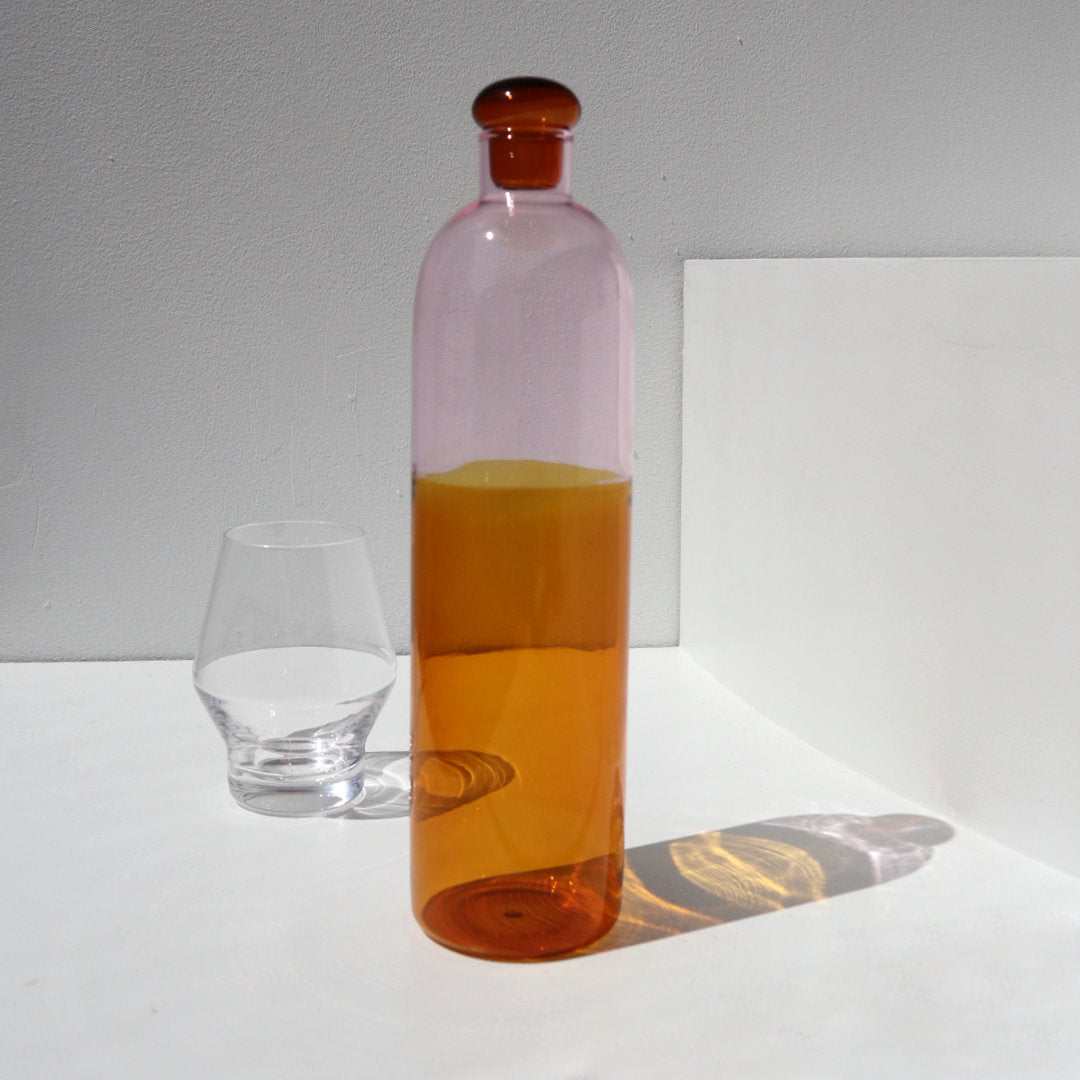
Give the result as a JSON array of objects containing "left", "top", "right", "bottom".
[{"left": 472, "top": 77, "right": 581, "bottom": 190}]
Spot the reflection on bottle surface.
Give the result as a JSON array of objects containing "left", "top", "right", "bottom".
[{"left": 411, "top": 749, "right": 516, "bottom": 823}]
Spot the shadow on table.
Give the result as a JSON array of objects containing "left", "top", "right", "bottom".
[
  {"left": 344, "top": 748, "right": 516, "bottom": 821},
  {"left": 342, "top": 751, "right": 412, "bottom": 819},
  {"left": 583, "top": 812, "right": 954, "bottom": 953},
  {"left": 342, "top": 750, "right": 954, "bottom": 954}
]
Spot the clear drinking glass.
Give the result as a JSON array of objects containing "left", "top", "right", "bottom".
[{"left": 194, "top": 521, "right": 396, "bottom": 817}]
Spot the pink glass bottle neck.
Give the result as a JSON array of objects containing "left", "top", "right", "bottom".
[{"left": 478, "top": 131, "right": 574, "bottom": 202}]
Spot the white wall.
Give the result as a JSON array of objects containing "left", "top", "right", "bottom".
[
  {"left": 682, "top": 258, "right": 1080, "bottom": 876},
  {"left": 4, "top": 1, "right": 1080, "bottom": 659}
]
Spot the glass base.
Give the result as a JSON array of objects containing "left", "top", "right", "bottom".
[{"left": 228, "top": 769, "right": 365, "bottom": 818}]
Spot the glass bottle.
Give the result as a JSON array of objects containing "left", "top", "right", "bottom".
[{"left": 410, "top": 77, "right": 633, "bottom": 960}]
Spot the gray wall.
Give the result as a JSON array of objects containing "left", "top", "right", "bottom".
[{"left": 3, "top": 1, "right": 1079, "bottom": 660}]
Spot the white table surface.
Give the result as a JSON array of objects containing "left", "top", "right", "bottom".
[{"left": 3, "top": 649, "right": 1078, "bottom": 1079}]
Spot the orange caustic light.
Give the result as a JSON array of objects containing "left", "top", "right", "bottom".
[{"left": 472, "top": 77, "right": 581, "bottom": 190}]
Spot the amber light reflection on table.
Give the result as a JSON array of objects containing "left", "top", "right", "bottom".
[{"left": 585, "top": 813, "right": 953, "bottom": 953}]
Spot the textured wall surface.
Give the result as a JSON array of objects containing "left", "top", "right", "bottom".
[{"left": 4, "top": 1, "right": 1080, "bottom": 659}]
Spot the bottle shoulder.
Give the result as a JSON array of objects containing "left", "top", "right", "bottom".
[
  {"left": 421, "top": 197, "right": 628, "bottom": 280},
  {"left": 437, "top": 196, "right": 619, "bottom": 238}
]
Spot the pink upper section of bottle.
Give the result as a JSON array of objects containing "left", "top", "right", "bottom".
[{"left": 412, "top": 80, "right": 633, "bottom": 479}]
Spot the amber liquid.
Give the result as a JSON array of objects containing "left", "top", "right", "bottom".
[{"left": 411, "top": 459, "right": 630, "bottom": 960}]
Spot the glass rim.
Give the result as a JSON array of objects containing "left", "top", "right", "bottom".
[{"left": 223, "top": 520, "right": 367, "bottom": 550}]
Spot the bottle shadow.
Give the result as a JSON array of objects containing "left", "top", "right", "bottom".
[
  {"left": 342, "top": 750, "right": 954, "bottom": 957},
  {"left": 581, "top": 812, "right": 954, "bottom": 953}
]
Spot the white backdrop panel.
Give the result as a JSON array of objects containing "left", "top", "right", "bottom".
[{"left": 682, "top": 258, "right": 1080, "bottom": 877}]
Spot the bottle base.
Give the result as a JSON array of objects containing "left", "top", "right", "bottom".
[{"left": 418, "top": 859, "right": 621, "bottom": 961}]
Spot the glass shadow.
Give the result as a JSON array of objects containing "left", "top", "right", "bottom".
[{"left": 343, "top": 748, "right": 516, "bottom": 821}]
